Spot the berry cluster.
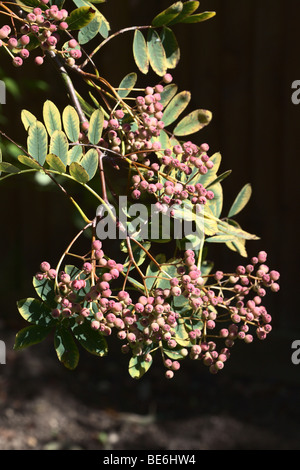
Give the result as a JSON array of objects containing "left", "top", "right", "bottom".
[
  {"left": 34, "top": 243, "right": 280, "bottom": 379},
  {"left": 0, "top": 3, "right": 81, "bottom": 67}
]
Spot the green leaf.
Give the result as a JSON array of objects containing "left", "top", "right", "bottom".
[
  {"left": 181, "top": 11, "right": 216, "bottom": 23},
  {"left": 145, "top": 253, "right": 166, "bottom": 291},
  {"left": 147, "top": 29, "right": 168, "bottom": 76},
  {"left": 62, "top": 105, "right": 80, "bottom": 143},
  {"left": 80, "top": 148, "right": 98, "bottom": 180},
  {"left": 168, "top": 1, "right": 200, "bottom": 25},
  {"left": 46, "top": 153, "right": 66, "bottom": 173},
  {"left": 78, "top": 10, "right": 102, "bottom": 44},
  {"left": 54, "top": 325, "right": 79, "bottom": 370},
  {"left": 159, "top": 83, "right": 178, "bottom": 108},
  {"left": 205, "top": 234, "right": 238, "bottom": 243},
  {"left": 17, "top": 298, "right": 56, "bottom": 327},
  {"left": 18, "top": 154, "right": 41, "bottom": 169},
  {"left": 27, "top": 121, "right": 48, "bottom": 165},
  {"left": 43, "top": 100, "right": 62, "bottom": 136},
  {"left": 72, "top": 321, "right": 108, "bottom": 356},
  {"left": 162, "top": 90, "right": 191, "bottom": 127},
  {"left": 206, "top": 170, "right": 232, "bottom": 189},
  {"left": 72, "top": 0, "right": 110, "bottom": 38},
  {"left": 14, "top": 324, "right": 52, "bottom": 351},
  {"left": 228, "top": 183, "right": 252, "bottom": 218},
  {"left": 0, "top": 147, "right": 2, "bottom": 177},
  {"left": 206, "top": 182, "right": 223, "bottom": 218},
  {"left": 0, "top": 162, "right": 20, "bottom": 173},
  {"left": 88, "top": 108, "right": 104, "bottom": 145},
  {"left": 152, "top": 1, "right": 183, "bottom": 27},
  {"left": 117, "top": 72, "right": 137, "bottom": 98},
  {"left": 21, "top": 109, "right": 37, "bottom": 131},
  {"left": 69, "top": 161, "right": 89, "bottom": 183},
  {"left": 173, "top": 109, "right": 212, "bottom": 136},
  {"left": 66, "top": 6, "right": 96, "bottom": 30},
  {"left": 129, "top": 355, "right": 153, "bottom": 379},
  {"left": 67, "top": 145, "right": 83, "bottom": 165},
  {"left": 14, "top": 0, "right": 46, "bottom": 11},
  {"left": 49, "top": 130, "right": 69, "bottom": 166},
  {"left": 217, "top": 218, "right": 259, "bottom": 240},
  {"left": 160, "top": 26, "right": 180, "bottom": 69},
  {"left": 97, "top": 11, "right": 110, "bottom": 38},
  {"left": 133, "top": 29, "right": 149, "bottom": 74},
  {"left": 33, "top": 276, "right": 57, "bottom": 307}
]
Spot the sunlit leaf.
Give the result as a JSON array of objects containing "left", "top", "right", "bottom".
[
  {"left": 228, "top": 183, "right": 252, "bottom": 218},
  {"left": 168, "top": 1, "right": 200, "bottom": 25},
  {"left": 117, "top": 72, "right": 137, "bottom": 98},
  {"left": 162, "top": 90, "right": 191, "bottom": 127},
  {"left": 88, "top": 108, "right": 104, "bottom": 145},
  {"left": 62, "top": 105, "right": 80, "bottom": 143},
  {"left": 69, "top": 161, "right": 89, "bottom": 183},
  {"left": 147, "top": 29, "right": 168, "bottom": 76},
  {"left": 66, "top": 6, "right": 96, "bottom": 30},
  {"left": 27, "top": 121, "right": 48, "bottom": 165},
  {"left": 160, "top": 26, "right": 180, "bottom": 69},
  {"left": 133, "top": 29, "right": 149, "bottom": 74},
  {"left": 43, "top": 100, "right": 62, "bottom": 136},
  {"left": 46, "top": 153, "right": 66, "bottom": 173},
  {"left": 152, "top": 1, "right": 183, "bottom": 27},
  {"left": 180, "top": 11, "right": 216, "bottom": 23},
  {"left": 173, "top": 109, "right": 212, "bottom": 136},
  {"left": 80, "top": 148, "right": 98, "bottom": 180},
  {"left": 49, "top": 130, "right": 69, "bottom": 166}
]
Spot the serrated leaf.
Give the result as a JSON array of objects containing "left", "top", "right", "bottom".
[
  {"left": 78, "top": 11, "right": 102, "bottom": 44},
  {"left": 160, "top": 26, "right": 180, "bottom": 69},
  {"left": 14, "top": 324, "right": 52, "bottom": 351},
  {"left": 181, "top": 11, "right": 216, "bottom": 23},
  {"left": 228, "top": 183, "right": 252, "bottom": 218},
  {"left": 27, "top": 121, "right": 48, "bottom": 165},
  {"left": 18, "top": 154, "right": 41, "bottom": 169},
  {"left": 133, "top": 29, "right": 149, "bottom": 74},
  {"left": 43, "top": 100, "right": 62, "bottom": 136},
  {"left": 173, "top": 109, "right": 212, "bottom": 136},
  {"left": 17, "top": 298, "right": 55, "bottom": 327},
  {"left": 168, "top": 1, "right": 200, "bottom": 25},
  {"left": 66, "top": 6, "right": 96, "bottom": 30},
  {"left": 147, "top": 29, "right": 168, "bottom": 77},
  {"left": 62, "top": 105, "right": 80, "bottom": 143},
  {"left": 72, "top": 321, "right": 108, "bottom": 356},
  {"left": 117, "top": 72, "right": 137, "bottom": 98},
  {"left": 46, "top": 153, "right": 66, "bottom": 173},
  {"left": 129, "top": 355, "right": 153, "bottom": 379},
  {"left": 69, "top": 161, "right": 89, "bottom": 183},
  {"left": 49, "top": 130, "right": 69, "bottom": 166},
  {"left": 162, "top": 90, "right": 191, "bottom": 127},
  {"left": 54, "top": 325, "right": 79, "bottom": 370},
  {"left": 152, "top": 1, "right": 183, "bottom": 27},
  {"left": 88, "top": 108, "right": 104, "bottom": 145},
  {"left": 21, "top": 109, "right": 37, "bottom": 131},
  {"left": 80, "top": 148, "right": 98, "bottom": 180},
  {"left": 0, "top": 162, "right": 20, "bottom": 173}
]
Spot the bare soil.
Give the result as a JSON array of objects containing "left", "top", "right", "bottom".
[{"left": 0, "top": 327, "right": 299, "bottom": 451}]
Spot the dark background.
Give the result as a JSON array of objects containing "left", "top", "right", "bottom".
[{"left": 0, "top": 0, "right": 299, "bottom": 450}]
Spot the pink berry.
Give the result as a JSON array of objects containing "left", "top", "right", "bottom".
[{"left": 34, "top": 56, "right": 44, "bottom": 65}]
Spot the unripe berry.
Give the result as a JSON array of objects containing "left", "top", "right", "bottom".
[{"left": 34, "top": 56, "right": 44, "bottom": 65}]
